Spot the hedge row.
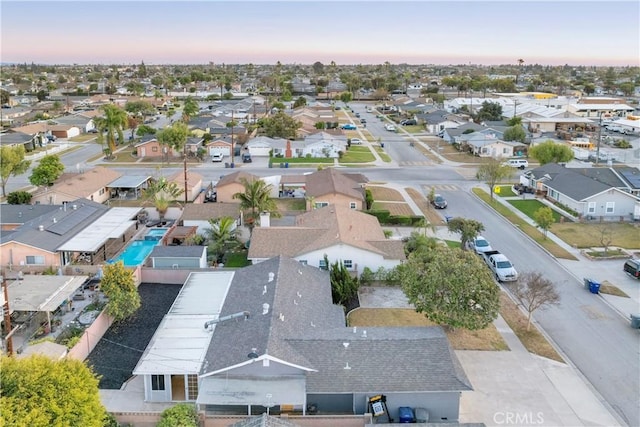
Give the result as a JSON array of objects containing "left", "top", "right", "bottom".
[{"left": 366, "top": 210, "right": 424, "bottom": 226}]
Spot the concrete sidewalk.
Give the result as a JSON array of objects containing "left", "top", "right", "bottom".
[{"left": 358, "top": 287, "right": 623, "bottom": 426}]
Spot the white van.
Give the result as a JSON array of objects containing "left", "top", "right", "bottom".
[{"left": 504, "top": 159, "right": 529, "bottom": 169}]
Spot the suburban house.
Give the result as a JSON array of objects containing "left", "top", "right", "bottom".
[
  {"left": 248, "top": 205, "right": 406, "bottom": 273},
  {"left": 304, "top": 168, "right": 368, "bottom": 210},
  {"left": 133, "top": 256, "right": 471, "bottom": 422},
  {"left": 215, "top": 171, "right": 259, "bottom": 203},
  {"left": 0, "top": 130, "right": 39, "bottom": 152},
  {"left": 244, "top": 136, "right": 281, "bottom": 157},
  {"left": 0, "top": 200, "right": 141, "bottom": 270},
  {"left": 417, "top": 110, "right": 467, "bottom": 134},
  {"left": 135, "top": 138, "right": 176, "bottom": 159},
  {"left": 206, "top": 136, "right": 233, "bottom": 158},
  {"left": 30, "top": 166, "right": 123, "bottom": 205},
  {"left": 10, "top": 122, "right": 55, "bottom": 147},
  {"left": 523, "top": 163, "right": 640, "bottom": 221},
  {"left": 300, "top": 131, "right": 347, "bottom": 158},
  {"left": 49, "top": 124, "right": 81, "bottom": 139},
  {"left": 185, "top": 137, "right": 204, "bottom": 157},
  {"left": 179, "top": 203, "right": 242, "bottom": 236},
  {"left": 440, "top": 122, "right": 485, "bottom": 144},
  {"left": 53, "top": 114, "right": 97, "bottom": 133},
  {"left": 461, "top": 130, "right": 527, "bottom": 158},
  {"left": 167, "top": 171, "right": 204, "bottom": 203},
  {"left": 147, "top": 245, "right": 208, "bottom": 269}
]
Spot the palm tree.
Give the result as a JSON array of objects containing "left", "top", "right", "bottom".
[
  {"left": 232, "top": 177, "right": 279, "bottom": 233},
  {"left": 205, "top": 216, "right": 237, "bottom": 264},
  {"left": 143, "top": 177, "right": 184, "bottom": 220},
  {"left": 182, "top": 97, "right": 199, "bottom": 123},
  {"left": 95, "top": 104, "right": 127, "bottom": 159}
]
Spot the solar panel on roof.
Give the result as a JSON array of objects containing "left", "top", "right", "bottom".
[
  {"left": 47, "top": 206, "right": 97, "bottom": 235},
  {"left": 620, "top": 171, "right": 640, "bottom": 189}
]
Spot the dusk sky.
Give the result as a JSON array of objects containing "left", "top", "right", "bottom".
[{"left": 2, "top": 1, "right": 639, "bottom": 66}]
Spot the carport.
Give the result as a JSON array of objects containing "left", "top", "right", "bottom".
[{"left": 108, "top": 175, "right": 152, "bottom": 200}]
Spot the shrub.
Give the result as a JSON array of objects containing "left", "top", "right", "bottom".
[
  {"left": 7, "top": 191, "right": 32, "bottom": 204},
  {"left": 157, "top": 403, "right": 198, "bottom": 427},
  {"left": 360, "top": 267, "right": 375, "bottom": 285}
]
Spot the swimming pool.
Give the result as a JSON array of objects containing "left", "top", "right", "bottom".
[{"left": 109, "top": 229, "right": 168, "bottom": 266}]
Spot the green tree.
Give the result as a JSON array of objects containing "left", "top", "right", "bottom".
[
  {"left": 533, "top": 206, "right": 554, "bottom": 238},
  {"left": 447, "top": 217, "right": 485, "bottom": 250},
  {"left": 476, "top": 101, "right": 503, "bottom": 121},
  {"left": 503, "top": 125, "right": 526, "bottom": 143},
  {"left": 125, "top": 81, "right": 145, "bottom": 96},
  {"left": 325, "top": 254, "right": 359, "bottom": 308},
  {"left": 95, "top": 104, "right": 128, "bottom": 159},
  {"left": 529, "top": 140, "right": 574, "bottom": 165},
  {"left": 182, "top": 96, "right": 199, "bottom": 123},
  {"left": 259, "top": 111, "right": 301, "bottom": 139},
  {"left": 339, "top": 91, "right": 353, "bottom": 104},
  {"left": 232, "top": 177, "right": 279, "bottom": 233},
  {"left": 293, "top": 96, "right": 307, "bottom": 109},
  {"left": 507, "top": 272, "right": 560, "bottom": 331},
  {"left": 7, "top": 190, "right": 32, "bottom": 204},
  {"left": 157, "top": 403, "right": 199, "bottom": 427},
  {"left": 403, "top": 231, "right": 438, "bottom": 255},
  {"left": 100, "top": 261, "right": 141, "bottom": 322},
  {"left": 143, "top": 176, "right": 184, "bottom": 220},
  {"left": 125, "top": 100, "right": 155, "bottom": 136},
  {"left": 0, "top": 355, "right": 107, "bottom": 427},
  {"left": 618, "top": 82, "right": 635, "bottom": 97},
  {"left": 399, "top": 246, "right": 500, "bottom": 330},
  {"left": 506, "top": 116, "right": 523, "bottom": 126},
  {"left": 137, "top": 124, "right": 157, "bottom": 136},
  {"left": 29, "top": 154, "right": 64, "bottom": 187},
  {"left": 0, "top": 88, "right": 9, "bottom": 104},
  {"left": 0, "top": 145, "right": 31, "bottom": 197},
  {"left": 206, "top": 216, "right": 237, "bottom": 264},
  {"left": 157, "top": 121, "right": 189, "bottom": 159},
  {"left": 476, "top": 158, "right": 513, "bottom": 201}
]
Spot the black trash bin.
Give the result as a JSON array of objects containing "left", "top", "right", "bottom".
[{"left": 589, "top": 279, "right": 600, "bottom": 294}]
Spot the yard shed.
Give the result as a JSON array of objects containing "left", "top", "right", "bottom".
[{"left": 148, "top": 245, "right": 208, "bottom": 269}]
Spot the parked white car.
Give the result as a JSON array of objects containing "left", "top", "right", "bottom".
[
  {"left": 211, "top": 153, "right": 224, "bottom": 162},
  {"left": 350, "top": 138, "right": 363, "bottom": 145},
  {"left": 385, "top": 124, "right": 396, "bottom": 132},
  {"left": 467, "top": 236, "right": 493, "bottom": 255}
]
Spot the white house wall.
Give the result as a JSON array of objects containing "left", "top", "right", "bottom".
[{"left": 298, "top": 244, "right": 401, "bottom": 273}]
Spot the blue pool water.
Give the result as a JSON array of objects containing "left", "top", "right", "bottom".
[{"left": 109, "top": 229, "right": 168, "bottom": 266}]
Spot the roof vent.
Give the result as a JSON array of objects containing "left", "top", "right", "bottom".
[
  {"left": 279, "top": 313, "right": 284, "bottom": 322},
  {"left": 263, "top": 285, "right": 267, "bottom": 295},
  {"left": 38, "top": 225, "right": 44, "bottom": 231},
  {"left": 268, "top": 272, "right": 274, "bottom": 282},
  {"left": 52, "top": 218, "right": 57, "bottom": 223},
  {"left": 72, "top": 204, "right": 78, "bottom": 210},
  {"left": 262, "top": 303, "right": 270, "bottom": 315},
  {"left": 248, "top": 348, "right": 259, "bottom": 359},
  {"left": 361, "top": 330, "right": 367, "bottom": 338},
  {"left": 343, "top": 342, "right": 349, "bottom": 349},
  {"left": 344, "top": 362, "right": 351, "bottom": 370},
  {"left": 18, "top": 212, "right": 22, "bottom": 218}
]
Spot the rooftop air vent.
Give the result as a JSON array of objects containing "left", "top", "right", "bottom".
[
  {"left": 262, "top": 303, "right": 270, "bottom": 315},
  {"left": 38, "top": 225, "right": 44, "bottom": 231},
  {"left": 248, "top": 348, "right": 259, "bottom": 359},
  {"left": 268, "top": 272, "right": 274, "bottom": 282}
]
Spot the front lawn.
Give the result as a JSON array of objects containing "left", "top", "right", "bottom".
[
  {"left": 552, "top": 222, "right": 640, "bottom": 249},
  {"left": 373, "top": 145, "right": 392, "bottom": 162},
  {"left": 496, "top": 185, "right": 517, "bottom": 197},
  {"left": 507, "top": 199, "right": 564, "bottom": 222},
  {"left": 340, "top": 146, "right": 376, "bottom": 163},
  {"left": 270, "top": 157, "right": 334, "bottom": 164}
]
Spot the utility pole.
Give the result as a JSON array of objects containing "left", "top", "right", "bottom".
[
  {"left": 183, "top": 144, "right": 188, "bottom": 205},
  {"left": 2, "top": 274, "right": 14, "bottom": 356},
  {"left": 596, "top": 113, "right": 603, "bottom": 166}
]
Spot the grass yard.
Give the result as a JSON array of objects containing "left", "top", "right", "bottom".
[
  {"left": 347, "top": 308, "right": 508, "bottom": 351},
  {"left": 373, "top": 146, "right": 392, "bottom": 162},
  {"left": 270, "top": 157, "right": 334, "bottom": 164},
  {"left": 368, "top": 186, "right": 405, "bottom": 202},
  {"left": 340, "top": 146, "right": 376, "bottom": 163},
  {"left": 508, "top": 199, "right": 564, "bottom": 222},
  {"left": 496, "top": 185, "right": 517, "bottom": 197},
  {"left": 499, "top": 293, "right": 564, "bottom": 363},
  {"left": 403, "top": 125, "right": 424, "bottom": 133},
  {"left": 599, "top": 280, "right": 630, "bottom": 298},
  {"left": 224, "top": 249, "right": 251, "bottom": 267},
  {"left": 371, "top": 202, "right": 415, "bottom": 216},
  {"left": 473, "top": 188, "right": 578, "bottom": 260},
  {"left": 552, "top": 222, "right": 640, "bottom": 250},
  {"left": 274, "top": 198, "right": 306, "bottom": 212},
  {"left": 445, "top": 240, "right": 461, "bottom": 248},
  {"left": 406, "top": 187, "right": 446, "bottom": 225}
]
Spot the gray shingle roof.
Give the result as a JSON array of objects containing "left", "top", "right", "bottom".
[
  {"left": 528, "top": 163, "right": 611, "bottom": 200},
  {"left": 149, "top": 245, "right": 206, "bottom": 258}
]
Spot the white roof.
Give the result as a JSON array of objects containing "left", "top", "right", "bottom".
[
  {"left": 8, "top": 275, "right": 87, "bottom": 313},
  {"left": 571, "top": 103, "right": 635, "bottom": 110},
  {"left": 196, "top": 376, "right": 306, "bottom": 406},
  {"left": 133, "top": 271, "right": 235, "bottom": 375},
  {"left": 57, "top": 208, "right": 140, "bottom": 252}
]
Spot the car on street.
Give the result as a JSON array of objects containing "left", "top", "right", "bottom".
[
  {"left": 360, "top": 118, "right": 367, "bottom": 124},
  {"left": 401, "top": 119, "right": 417, "bottom": 126},
  {"left": 467, "top": 236, "right": 493, "bottom": 255},
  {"left": 432, "top": 194, "right": 447, "bottom": 209},
  {"left": 341, "top": 123, "right": 357, "bottom": 130},
  {"left": 211, "top": 153, "right": 224, "bottom": 162},
  {"left": 350, "top": 138, "right": 362, "bottom": 145},
  {"left": 385, "top": 124, "right": 396, "bottom": 131}
]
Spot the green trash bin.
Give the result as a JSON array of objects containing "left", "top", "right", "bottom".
[{"left": 631, "top": 314, "right": 640, "bottom": 329}]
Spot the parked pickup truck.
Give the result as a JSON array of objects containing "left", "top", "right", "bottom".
[{"left": 481, "top": 250, "right": 518, "bottom": 282}]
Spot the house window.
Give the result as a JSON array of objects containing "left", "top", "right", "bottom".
[
  {"left": 605, "top": 202, "right": 615, "bottom": 214},
  {"left": 315, "top": 202, "right": 329, "bottom": 209},
  {"left": 299, "top": 260, "right": 308, "bottom": 265},
  {"left": 187, "top": 375, "right": 198, "bottom": 400},
  {"left": 319, "top": 259, "right": 328, "bottom": 270},
  {"left": 99, "top": 188, "right": 105, "bottom": 195},
  {"left": 26, "top": 256, "right": 45, "bottom": 265},
  {"left": 587, "top": 202, "right": 596, "bottom": 214},
  {"left": 152, "top": 146, "right": 158, "bottom": 152},
  {"left": 349, "top": 202, "right": 357, "bottom": 209},
  {"left": 151, "top": 375, "right": 165, "bottom": 391},
  {"left": 343, "top": 260, "right": 353, "bottom": 269}
]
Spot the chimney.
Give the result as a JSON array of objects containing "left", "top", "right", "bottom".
[
  {"left": 260, "top": 211, "right": 270, "bottom": 228},
  {"left": 285, "top": 140, "right": 292, "bottom": 158}
]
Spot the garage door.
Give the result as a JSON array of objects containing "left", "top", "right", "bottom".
[{"left": 209, "top": 146, "right": 231, "bottom": 157}]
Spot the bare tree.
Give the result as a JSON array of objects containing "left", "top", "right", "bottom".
[
  {"left": 597, "top": 223, "right": 613, "bottom": 254},
  {"left": 508, "top": 272, "right": 560, "bottom": 331}
]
